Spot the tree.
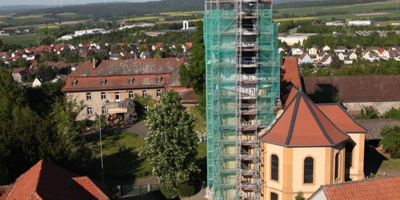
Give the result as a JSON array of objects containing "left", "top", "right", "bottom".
[
  {"left": 382, "top": 107, "right": 400, "bottom": 120},
  {"left": 380, "top": 126, "right": 400, "bottom": 158},
  {"left": 355, "top": 105, "right": 380, "bottom": 119},
  {"left": 141, "top": 90, "right": 199, "bottom": 187},
  {"left": 295, "top": 192, "right": 305, "bottom": 200}
]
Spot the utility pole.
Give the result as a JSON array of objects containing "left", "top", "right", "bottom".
[{"left": 99, "top": 114, "right": 104, "bottom": 184}]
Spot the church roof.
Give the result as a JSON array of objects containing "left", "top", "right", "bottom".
[
  {"left": 260, "top": 90, "right": 350, "bottom": 147},
  {"left": 317, "top": 104, "right": 367, "bottom": 133}
]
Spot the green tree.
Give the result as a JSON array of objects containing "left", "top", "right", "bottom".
[
  {"left": 141, "top": 90, "right": 199, "bottom": 187},
  {"left": 382, "top": 107, "right": 400, "bottom": 120},
  {"left": 36, "top": 65, "right": 59, "bottom": 82},
  {"left": 355, "top": 105, "right": 380, "bottom": 119},
  {"left": 295, "top": 192, "right": 305, "bottom": 200},
  {"left": 179, "top": 20, "right": 205, "bottom": 94},
  {"left": 380, "top": 126, "right": 400, "bottom": 158}
]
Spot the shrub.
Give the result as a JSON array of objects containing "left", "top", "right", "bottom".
[
  {"left": 355, "top": 106, "right": 379, "bottom": 119},
  {"left": 295, "top": 192, "right": 305, "bottom": 200},
  {"left": 178, "top": 183, "right": 196, "bottom": 197},
  {"left": 382, "top": 107, "right": 400, "bottom": 120},
  {"left": 380, "top": 126, "right": 400, "bottom": 158},
  {"left": 160, "top": 185, "right": 178, "bottom": 199}
]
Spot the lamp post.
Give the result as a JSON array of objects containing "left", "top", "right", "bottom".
[{"left": 99, "top": 113, "right": 104, "bottom": 184}]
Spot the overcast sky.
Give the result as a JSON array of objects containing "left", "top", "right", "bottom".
[{"left": 0, "top": 0, "right": 157, "bottom": 6}]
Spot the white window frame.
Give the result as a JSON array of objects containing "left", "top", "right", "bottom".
[
  {"left": 156, "top": 90, "right": 162, "bottom": 98},
  {"left": 144, "top": 105, "right": 148, "bottom": 113},
  {"left": 102, "top": 107, "right": 106, "bottom": 115},
  {"left": 87, "top": 107, "right": 93, "bottom": 116},
  {"left": 129, "top": 77, "right": 134, "bottom": 84},
  {"left": 86, "top": 93, "right": 92, "bottom": 101},
  {"left": 157, "top": 76, "right": 162, "bottom": 83},
  {"left": 101, "top": 78, "right": 106, "bottom": 85},
  {"left": 101, "top": 92, "right": 106, "bottom": 100},
  {"left": 142, "top": 90, "right": 147, "bottom": 98},
  {"left": 115, "top": 92, "right": 120, "bottom": 102},
  {"left": 72, "top": 80, "right": 77, "bottom": 86},
  {"left": 129, "top": 91, "right": 134, "bottom": 99}
]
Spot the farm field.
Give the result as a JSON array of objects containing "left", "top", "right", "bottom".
[
  {"left": 0, "top": 34, "right": 41, "bottom": 46},
  {"left": 274, "top": 0, "right": 400, "bottom": 22}
]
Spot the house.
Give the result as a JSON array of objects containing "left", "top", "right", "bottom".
[
  {"left": 182, "top": 42, "right": 193, "bottom": 53},
  {"left": 309, "top": 176, "right": 400, "bottom": 200},
  {"left": 320, "top": 54, "right": 332, "bottom": 66},
  {"left": 308, "top": 46, "right": 318, "bottom": 56},
  {"left": 322, "top": 44, "right": 331, "bottom": 52},
  {"left": 62, "top": 58, "right": 194, "bottom": 121},
  {"left": 291, "top": 47, "right": 304, "bottom": 56},
  {"left": 384, "top": 50, "right": 400, "bottom": 60},
  {"left": 151, "top": 42, "right": 164, "bottom": 51},
  {"left": 337, "top": 52, "right": 345, "bottom": 61},
  {"left": 346, "top": 51, "right": 357, "bottom": 60},
  {"left": 334, "top": 46, "right": 347, "bottom": 53},
  {"left": 0, "top": 160, "right": 109, "bottom": 200},
  {"left": 343, "top": 59, "right": 353, "bottom": 65},
  {"left": 140, "top": 51, "right": 153, "bottom": 59},
  {"left": 362, "top": 52, "right": 379, "bottom": 62},
  {"left": 32, "top": 77, "right": 43, "bottom": 87},
  {"left": 278, "top": 47, "right": 286, "bottom": 55},
  {"left": 316, "top": 51, "right": 328, "bottom": 62},
  {"left": 11, "top": 68, "right": 28, "bottom": 83},
  {"left": 109, "top": 52, "right": 121, "bottom": 60},
  {"left": 298, "top": 52, "right": 313, "bottom": 64}
]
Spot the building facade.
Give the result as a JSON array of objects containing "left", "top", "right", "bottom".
[
  {"left": 204, "top": 0, "right": 280, "bottom": 199},
  {"left": 62, "top": 58, "right": 196, "bottom": 121}
]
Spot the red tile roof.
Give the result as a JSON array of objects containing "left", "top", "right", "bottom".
[
  {"left": 260, "top": 91, "right": 350, "bottom": 147},
  {"left": 62, "top": 74, "right": 169, "bottom": 92},
  {"left": 0, "top": 160, "right": 108, "bottom": 200},
  {"left": 311, "top": 176, "right": 400, "bottom": 200},
  {"left": 69, "top": 58, "right": 184, "bottom": 77},
  {"left": 281, "top": 57, "right": 301, "bottom": 89},
  {"left": 317, "top": 104, "right": 367, "bottom": 133}
]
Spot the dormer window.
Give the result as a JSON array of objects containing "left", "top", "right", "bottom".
[
  {"left": 157, "top": 76, "right": 162, "bottom": 83},
  {"left": 100, "top": 78, "right": 106, "bottom": 85},
  {"left": 129, "top": 77, "right": 134, "bottom": 84},
  {"left": 72, "top": 80, "right": 77, "bottom": 86}
]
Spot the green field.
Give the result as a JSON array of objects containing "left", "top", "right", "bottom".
[
  {"left": 0, "top": 34, "right": 41, "bottom": 46},
  {"left": 91, "top": 132, "right": 152, "bottom": 179},
  {"left": 274, "top": 0, "right": 400, "bottom": 22}
]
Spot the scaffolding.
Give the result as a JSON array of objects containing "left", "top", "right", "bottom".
[{"left": 205, "top": 0, "right": 280, "bottom": 199}]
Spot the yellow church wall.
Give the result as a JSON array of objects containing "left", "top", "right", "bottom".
[{"left": 347, "top": 133, "right": 365, "bottom": 181}]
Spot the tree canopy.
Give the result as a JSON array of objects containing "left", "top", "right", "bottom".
[{"left": 141, "top": 90, "right": 199, "bottom": 187}]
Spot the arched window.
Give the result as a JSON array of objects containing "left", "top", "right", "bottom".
[
  {"left": 271, "top": 155, "right": 278, "bottom": 181},
  {"left": 304, "top": 157, "right": 314, "bottom": 184},
  {"left": 335, "top": 152, "right": 340, "bottom": 180},
  {"left": 271, "top": 192, "right": 278, "bottom": 200}
]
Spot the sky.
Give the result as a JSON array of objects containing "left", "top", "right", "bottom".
[{"left": 0, "top": 0, "right": 157, "bottom": 6}]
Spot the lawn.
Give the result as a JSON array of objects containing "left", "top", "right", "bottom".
[
  {"left": 0, "top": 34, "right": 41, "bottom": 46},
  {"left": 91, "top": 131, "right": 152, "bottom": 180}
]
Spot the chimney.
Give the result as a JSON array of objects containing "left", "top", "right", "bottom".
[{"left": 92, "top": 58, "right": 96, "bottom": 69}]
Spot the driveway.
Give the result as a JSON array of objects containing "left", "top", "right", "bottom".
[{"left": 124, "top": 121, "right": 149, "bottom": 139}]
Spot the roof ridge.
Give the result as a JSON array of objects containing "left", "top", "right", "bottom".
[
  {"left": 301, "top": 92, "right": 335, "bottom": 145},
  {"left": 322, "top": 175, "right": 400, "bottom": 188},
  {"left": 285, "top": 92, "right": 301, "bottom": 145},
  {"left": 34, "top": 160, "right": 44, "bottom": 194}
]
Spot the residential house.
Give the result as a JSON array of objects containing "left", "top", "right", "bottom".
[
  {"left": 344, "top": 59, "right": 353, "bottom": 65},
  {"left": 337, "top": 52, "right": 346, "bottom": 61},
  {"left": 278, "top": 47, "right": 286, "bottom": 55},
  {"left": 109, "top": 52, "right": 121, "bottom": 60},
  {"left": 140, "top": 51, "right": 153, "bottom": 59},
  {"left": 383, "top": 50, "right": 400, "bottom": 60},
  {"left": 346, "top": 51, "right": 357, "bottom": 60},
  {"left": 291, "top": 47, "right": 304, "bottom": 56},
  {"left": 334, "top": 46, "right": 347, "bottom": 53},
  {"left": 316, "top": 51, "right": 328, "bottom": 62},
  {"left": 309, "top": 176, "right": 400, "bottom": 200},
  {"left": 182, "top": 42, "right": 193, "bottom": 53},
  {"left": 362, "top": 52, "right": 379, "bottom": 62},
  {"left": 322, "top": 44, "right": 331, "bottom": 52},
  {"left": 298, "top": 52, "right": 313, "bottom": 64},
  {"left": 62, "top": 58, "right": 195, "bottom": 121},
  {"left": 151, "top": 42, "right": 164, "bottom": 51},
  {"left": 320, "top": 54, "right": 332, "bottom": 66},
  {"left": 308, "top": 46, "right": 318, "bottom": 56},
  {"left": 32, "top": 77, "right": 43, "bottom": 87},
  {"left": 0, "top": 160, "right": 109, "bottom": 200},
  {"left": 11, "top": 68, "right": 28, "bottom": 83}
]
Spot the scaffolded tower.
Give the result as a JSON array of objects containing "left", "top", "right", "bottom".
[{"left": 205, "top": 0, "right": 280, "bottom": 199}]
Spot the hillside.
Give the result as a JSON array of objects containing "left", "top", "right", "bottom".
[{"left": 14, "top": 0, "right": 205, "bottom": 17}]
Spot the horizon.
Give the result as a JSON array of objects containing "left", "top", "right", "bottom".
[{"left": 0, "top": 0, "right": 158, "bottom": 6}]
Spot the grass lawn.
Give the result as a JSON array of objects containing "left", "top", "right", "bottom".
[
  {"left": 0, "top": 34, "right": 41, "bottom": 46},
  {"left": 91, "top": 132, "right": 152, "bottom": 180},
  {"left": 197, "top": 142, "right": 206, "bottom": 159}
]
